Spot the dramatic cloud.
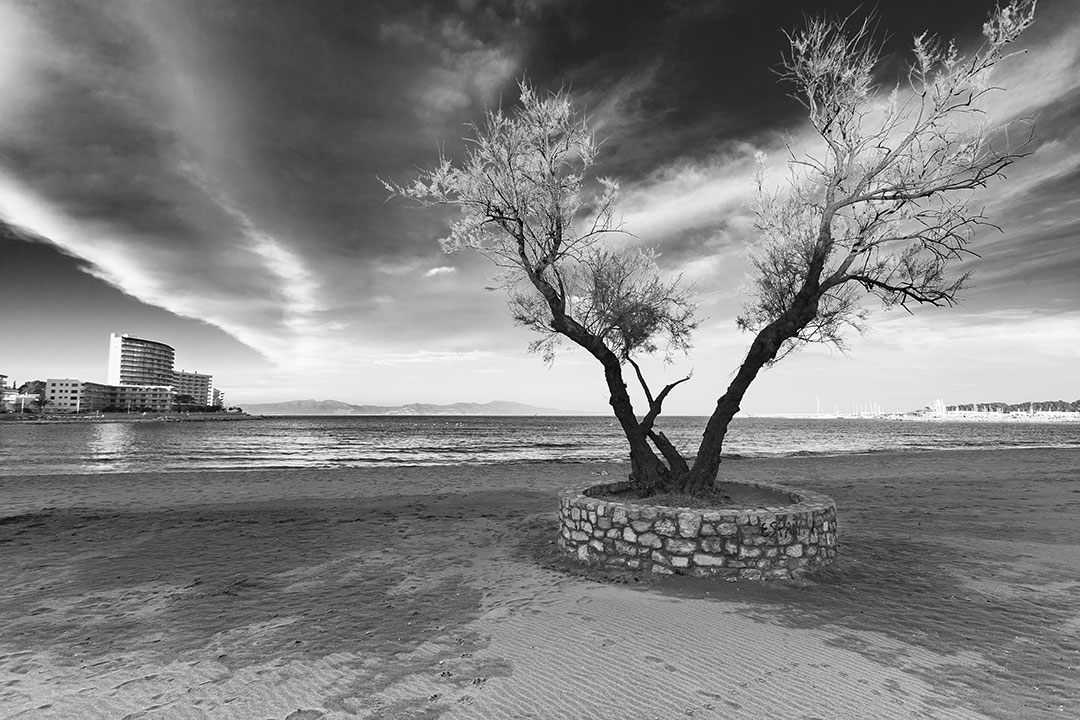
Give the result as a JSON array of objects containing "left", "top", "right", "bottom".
[{"left": 2, "top": 0, "right": 1077, "bottom": 409}]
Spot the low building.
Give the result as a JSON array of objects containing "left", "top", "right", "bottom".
[
  {"left": 173, "top": 370, "right": 213, "bottom": 406},
  {"left": 45, "top": 378, "right": 85, "bottom": 413},
  {"left": 2, "top": 393, "right": 41, "bottom": 412},
  {"left": 79, "top": 382, "right": 175, "bottom": 413}
]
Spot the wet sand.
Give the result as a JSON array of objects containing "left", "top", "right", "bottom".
[{"left": 1, "top": 448, "right": 1077, "bottom": 719}]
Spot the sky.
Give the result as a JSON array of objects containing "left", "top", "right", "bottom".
[{"left": 1, "top": 0, "right": 1078, "bottom": 415}]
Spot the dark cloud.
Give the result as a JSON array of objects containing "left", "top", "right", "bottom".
[{"left": 1, "top": 0, "right": 1077, "bottom": 408}]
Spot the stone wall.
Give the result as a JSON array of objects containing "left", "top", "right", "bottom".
[{"left": 557, "top": 481, "right": 837, "bottom": 580}]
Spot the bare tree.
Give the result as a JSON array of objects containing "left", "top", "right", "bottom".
[
  {"left": 679, "top": 0, "right": 1037, "bottom": 493},
  {"left": 389, "top": 0, "right": 1035, "bottom": 497},
  {"left": 385, "top": 83, "right": 698, "bottom": 492}
]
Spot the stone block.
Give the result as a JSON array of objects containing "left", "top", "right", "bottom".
[
  {"left": 570, "top": 530, "right": 590, "bottom": 543},
  {"left": 654, "top": 518, "right": 678, "bottom": 537},
  {"left": 592, "top": 526, "right": 606, "bottom": 538},
  {"left": 805, "top": 544, "right": 818, "bottom": 556},
  {"left": 650, "top": 565, "right": 674, "bottom": 575},
  {"left": 700, "top": 523, "right": 716, "bottom": 536},
  {"left": 575, "top": 545, "right": 590, "bottom": 562},
  {"left": 717, "top": 523, "right": 738, "bottom": 536},
  {"left": 615, "top": 540, "right": 639, "bottom": 556},
  {"left": 597, "top": 517, "right": 612, "bottom": 530},
  {"left": 580, "top": 521, "right": 593, "bottom": 534},
  {"left": 726, "top": 541, "right": 740, "bottom": 555},
  {"left": 670, "top": 555, "right": 690, "bottom": 569},
  {"left": 637, "top": 532, "right": 662, "bottom": 549},
  {"left": 699, "top": 537, "right": 726, "bottom": 554},
  {"left": 612, "top": 508, "right": 628, "bottom": 525},
  {"left": 738, "top": 546, "right": 762, "bottom": 559},
  {"left": 588, "top": 539, "right": 604, "bottom": 553},
  {"left": 740, "top": 569, "right": 763, "bottom": 581},
  {"left": 587, "top": 510, "right": 598, "bottom": 524},
  {"left": 622, "top": 527, "right": 638, "bottom": 543},
  {"left": 663, "top": 538, "right": 696, "bottom": 555},
  {"left": 651, "top": 551, "right": 672, "bottom": 567},
  {"left": 606, "top": 528, "right": 621, "bottom": 539},
  {"left": 692, "top": 553, "right": 725, "bottom": 567},
  {"left": 626, "top": 559, "right": 641, "bottom": 569},
  {"left": 677, "top": 512, "right": 702, "bottom": 538},
  {"left": 631, "top": 520, "right": 652, "bottom": 533},
  {"left": 764, "top": 568, "right": 791, "bottom": 580},
  {"left": 786, "top": 544, "right": 804, "bottom": 558}
]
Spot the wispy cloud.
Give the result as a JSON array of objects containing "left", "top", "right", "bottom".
[{"left": 1, "top": 0, "right": 1077, "bottom": 410}]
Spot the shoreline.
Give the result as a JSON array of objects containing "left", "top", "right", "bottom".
[
  {"left": 0, "top": 411, "right": 258, "bottom": 424},
  {"left": 2, "top": 443, "right": 1078, "bottom": 481},
  {"left": 1, "top": 448, "right": 1077, "bottom": 719},
  {"left": 5, "top": 410, "right": 1079, "bottom": 425}
]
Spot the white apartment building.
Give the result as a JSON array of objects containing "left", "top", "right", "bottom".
[{"left": 45, "top": 378, "right": 84, "bottom": 412}]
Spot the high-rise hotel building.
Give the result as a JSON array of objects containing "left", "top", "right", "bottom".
[{"left": 107, "top": 333, "right": 176, "bottom": 387}]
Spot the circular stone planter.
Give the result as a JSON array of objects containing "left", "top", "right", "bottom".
[{"left": 557, "top": 480, "right": 837, "bottom": 580}]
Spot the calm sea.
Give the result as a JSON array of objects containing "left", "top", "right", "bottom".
[{"left": 1, "top": 415, "right": 1078, "bottom": 477}]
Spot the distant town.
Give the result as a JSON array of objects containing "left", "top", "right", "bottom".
[
  {"left": 1, "top": 333, "right": 231, "bottom": 415},
  {"left": 762, "top": 397, "right": 1080, "bottom": 423}
]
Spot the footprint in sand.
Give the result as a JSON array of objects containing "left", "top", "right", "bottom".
[{"left": 643, "top": 655, "right": 679, "bottom": 673}]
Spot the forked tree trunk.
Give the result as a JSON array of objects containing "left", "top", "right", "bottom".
[
  {"left": 601, "top": 358, "right": 672, "bottom": 495},
  {"left": 548, "top": 307, "right": 675, "bottom": 495}
]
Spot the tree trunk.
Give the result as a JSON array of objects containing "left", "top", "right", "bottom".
[
  {"left": 681, "top": 289, "right": 823, "bottom": 494},
  {"left": 680, "top": 334, "right": 775, "bottom": 494},
  {"left": 601, "top": 358, "right": 671, "bottom": 495},
  {"left": 547, "top": 310, "right": 673, "bottom": 495}
]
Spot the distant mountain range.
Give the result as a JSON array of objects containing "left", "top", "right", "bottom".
[
  {"left": 947, "top": 399, "right": 1080, "bottom": 413},
  {"left": 241, "top": 399, "right": 584, "bottom": 416}
]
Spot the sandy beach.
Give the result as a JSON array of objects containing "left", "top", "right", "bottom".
[{"left": 1, "top": 448, "right": 1077, "bottom": 719}]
